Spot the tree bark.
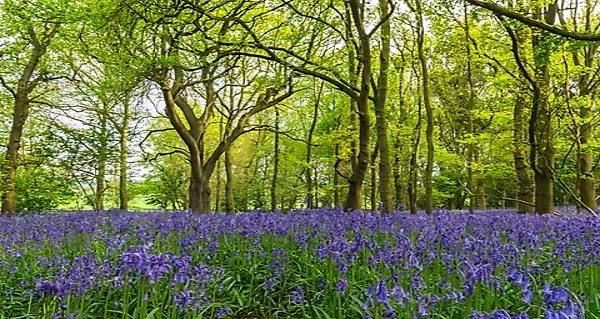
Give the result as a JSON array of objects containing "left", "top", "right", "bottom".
[
  {"left": 408, "top": 97, "right": 422, "bottom": 215},
  {"left": 270, "top": 108, "right": 280, "bottom": 211},
  {"left": 1, "top": 98, "right": 28, "bottom": 215},
  {"left": 333, "top": 144, "right": 341, "bottom": 207},
  {"left": 306, "top": 82, "right": 323, "bottom": 209},
  {"left": 225, "top": 149, "right": 235, "bottom": 214},
  {"left": 415, "top": 0, "right": 435, "bottom": 214},
  {"left": 531, "top": 4, "right": 556, "bottom": 214},
  {"left": 578, "top": 86, "right": 596, "bottom": 210},
  {"left": 1, "top": 27, "right": 55, "bottom": 215},
  {"left": 95, "top": 119, "right": 107, "bottom": 211},
  {"left": 513, "top": 83, "right": 534, "bottom": 213},
  {"left": 159, "top": 63, "right": 290, "bottom": 213},
  {"left": 344, "top": 0, "right": 372, "bottom": 211},
  {"left": 570, "top": 10, "right": 597, "bottom": 209},
  {"left": 119, "top": 101, "right": 129, "bottom": 211},
  {"left": 374, "top": 0, "right": 393, "bottom": 214},
  {"left": 370, "top": 142, "right": 380, "bottom": 211}
]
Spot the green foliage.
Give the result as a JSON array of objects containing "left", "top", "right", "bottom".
[{"left": 15, "top": 167, "right": 74, "bottom": 212}]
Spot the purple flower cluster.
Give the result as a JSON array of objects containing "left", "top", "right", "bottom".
[{"left": 0, "top": 209, "right": 597, "bottom": 318}]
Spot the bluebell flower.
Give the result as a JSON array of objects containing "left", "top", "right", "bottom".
[{"left": 290, "top": 286, "right": 305, "bottom": 304}]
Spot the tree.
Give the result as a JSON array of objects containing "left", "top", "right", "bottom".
[{"left": 0, "top": 1, "right": 61, "bottom": 214}]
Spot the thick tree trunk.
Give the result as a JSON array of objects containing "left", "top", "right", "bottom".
[
  {"left": 531, "top": 5, "right": 556, "bottom": 214},
  {"left": 188, "top": 147, "right": 211, "bottom": 213},
  {"left": 578, "top": 96, "right": 596, "bottom": 210},
  {"left": 1, "top": 98, "right": 28, "bottom": 215},
  {"left": 575, "top": 42, "right": 597, "bottom": 209},
  {"left": 513, "top": 84, "right": 535, "bottom": 213},
  {"left": 532, "top": 65, "right": 554, "bottom": 214},
  {"left": 1, "top": 28, "right": 53, "bottom": 215}
]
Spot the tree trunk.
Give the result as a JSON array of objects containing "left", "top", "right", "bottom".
[
  {"left": 394, "top": 61, "right": 408, "bottom": 210},
  {"left": 313, "top": 167, "right": 319, "bottom": 207},
  {"left": 344, "top": 0, "right": 371, "bottom": 211},
  {"left": 393, "top": 150, "right": 403, "bottom": 210},
  {"left": 575, "top": 38, "right": 597, "bottom": 209},
  {"left": 95, "top": 115, "right": 108, "bottom": 211},
  {"left": 225, "top": 149, "right": 235, "bottom": 214},
  {"left": 270, "top": 108, "right": 280, "bottom": 211},
  {"left": 306, "top": 82, "right": 322, "bottom": 209},
  {"left": 119, "top": 101, "right": 129, "bottom": 211},
  {"left": 1, "top": 27, "right": 53, "bottom": 215},
  {"left": 188, "top": 146, "right": 211, "bottom": 212},
  {"left": 95, "top": 157, "right": 106, "bottom": 211},
  {"left": 415, "top": 0, "right": 434, "bottom": 214},
  {"left": 370, "top": 142, "right": 380, "bottom": 212},
  {"left": 333, "top": 144, "right": 341, "bottom": 207},
  {"left": 464, "top": 2, "right": 477, "bottom": 213},
  {"left": 531, "top": 5, "right": 556, "bottom": 214},
  {"left": 513, "top": 83, "right": 534, "bottom": 213},
  {"left": 215, "top": 121, "right": 224, "bottom": 212},
  {"left": 1, "top": 98, "right": 28, "bottom": 215},
  {"left": 373, "top": 0, "right": 393, "bottom": 214},
  {"left": 408, "top": 98, "right": 422, "bottom": 215},
  {"left": 474, "top": 150, "right": 486, "bottom": 209}
]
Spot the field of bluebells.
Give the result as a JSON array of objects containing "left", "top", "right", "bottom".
[{"left": 0, "top": 209, "right": 598, "bottom": 319}]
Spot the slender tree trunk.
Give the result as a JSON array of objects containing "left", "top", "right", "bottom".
[
  {"left": 415, "top": 0, "right": 434, "bottom": 214},
  {"left": 393, "top": 150, "right": 403, "bottom": 209},
  {"left": 374, "top": 0, "right": 393, "bottom": 214},
  {"left": 225, "top": 149, "right": 235, "bottom": 214},
  {"left": 314, "top": 167, "right": 319, "bottom": 207},
  {"left": 370, "top": 142, "right": 380, "bottom": 211},
  {"left": 119, "top": 101, "right": 129, "bottom": 211},
  {"left": 95, "top": 153, "right": 106, "bottom": 211},
  {"left": 306, "top": 82, "right": 323, "bottom": 208},
  {"left": 394, "top": 62, "right": 408, "bottom": 210},
  {"left": 474, "top": 149, "right": 486, "bottom": 209},
  {"left": 344, "top": 0, "right": 371, "bottom": 211},
  {"left": 408, "top": 98, "right": 422, "bottom": 215},
  {"left": 95, "top": 115, "right": 108, "bottom": 211},
  {"left": 271, "top": 108, "right": 280, "bottom": 211},
  {"left": 333, "top": 144, "right": 341, "bottom": 207},
  {"left": 215, "top": 121, "right": 224, "bottom": 212},
  {"left": 464, "top": 2, "right": 477, "bottom": 213},
  {"left": 344, "top": 3, "right": 359, "bottom": 174}
]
